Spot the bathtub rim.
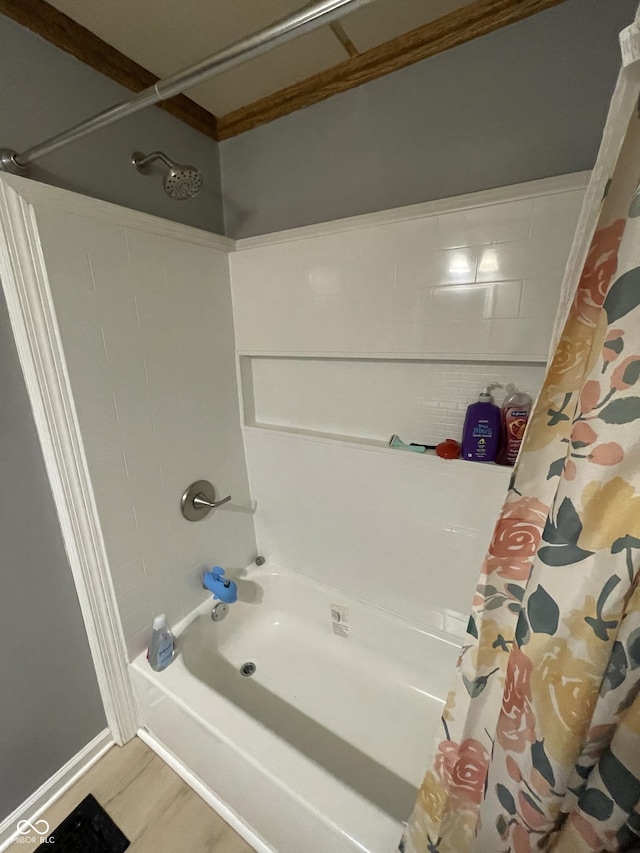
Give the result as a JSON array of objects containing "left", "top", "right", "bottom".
[{"left": 171, "top": 559, "right": 464, "bottom": 648}]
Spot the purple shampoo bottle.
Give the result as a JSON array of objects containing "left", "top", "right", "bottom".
[{"left": 461, "top": 387, "right": 501, "bottom": 462}]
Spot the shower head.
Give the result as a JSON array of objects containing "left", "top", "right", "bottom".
[{"left": 132, "top": 150, "right": 202, "bottom": 200}]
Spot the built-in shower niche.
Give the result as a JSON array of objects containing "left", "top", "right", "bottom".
[
  {"left": 232, "top": 174, "right": 587, "bottom": 461},
  {"left": 239, "top": 354, "right": 546, "bottom": 458}
]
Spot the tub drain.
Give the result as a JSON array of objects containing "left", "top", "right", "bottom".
[{"left": 240, "top": 662, "right": 256, "bottom": 677}]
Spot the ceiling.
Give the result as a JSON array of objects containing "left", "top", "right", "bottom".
[
  {"left": 4, "top": 0, "right": 567, "bottom": 139},
  {"left": 46, "top": 0, "right": 474, "bottom": 117}
]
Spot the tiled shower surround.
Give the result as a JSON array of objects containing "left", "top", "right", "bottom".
[
  {"left": 231, "top": 175, "right": 586, "bottom": 624},
  {"left": 230, "top": 180, "right": 585, "bottom": 358},
  {"left": 25, "top": 173, "right": 586, "bottom": 655},
  {"left": 32, "top": 205, "right": 256, "bottom": 659}
]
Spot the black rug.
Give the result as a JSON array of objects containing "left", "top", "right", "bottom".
[{"left": 37, "top": 794, "right": 129, "bottom": 853}]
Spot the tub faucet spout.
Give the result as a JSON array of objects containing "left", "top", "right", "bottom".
[{"left": 203, "top": 566, "right": 238, "bottom": 604}]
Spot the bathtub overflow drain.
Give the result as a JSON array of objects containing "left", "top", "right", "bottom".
[{"left": 240, "top": 662, "right": 256, "bottom": 677}]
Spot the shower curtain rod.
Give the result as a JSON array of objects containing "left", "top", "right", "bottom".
[{"left": 0, "top": 0, "right": 376, "bottom": 174}]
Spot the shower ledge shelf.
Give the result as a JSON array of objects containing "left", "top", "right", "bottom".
[
  {"left": 244, "top": 423, "right": 513, "bottom": 476},
  {"left": 237, "top": 350, "right": 548, "bottom": 364}
]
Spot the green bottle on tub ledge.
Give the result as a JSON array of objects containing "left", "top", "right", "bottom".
[{"left": 461, "top": 384, "right": 532, "bottom": 465}]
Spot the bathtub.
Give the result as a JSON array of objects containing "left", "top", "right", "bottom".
[{"left": 130, "top": 564, "right": 461, "bottom": 853}]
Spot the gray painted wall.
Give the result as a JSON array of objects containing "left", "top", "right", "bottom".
[
  {"left": 221, "top": 0, "right": 636, "bottom": 238},
  {"left": 0, "top": 286, "right": 106, "bottom": 820},
  {"left": 0, "top": 14, "right": 224, "bottom": 233}
]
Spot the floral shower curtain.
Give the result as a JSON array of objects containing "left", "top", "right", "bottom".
[{"left": 401, "top": 35, "right": 640, "bottom": 853}]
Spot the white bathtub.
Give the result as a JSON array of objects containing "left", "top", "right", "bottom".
[{"left": 130, "top": 564, "right": 460, "bottom": 853}]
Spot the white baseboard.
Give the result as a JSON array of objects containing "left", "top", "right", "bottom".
[
  {"left": 0, "top": 729, "right": 114, "bottom": 852},
  {"left": 136, "top": 728, "right": 275, "bottom": 853}
]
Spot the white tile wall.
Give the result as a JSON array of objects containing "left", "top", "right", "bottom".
[
  {"left": 33, "top": 205, "right": 257, "bottom": 659},
  {"left": 230, "top": 185, "right": 584, "bottom": 358},
  {"left": 244, "top": 429, "right": 511, "bottom": 627},
  {"left": 25, "top": 178, "right": 584, "bottom": 656},
  {"left": 230, "top": 179, "right": 585, "bottom": 629},
  {"left": 246, "top": 357, "right": 545, "bottom": 444}
]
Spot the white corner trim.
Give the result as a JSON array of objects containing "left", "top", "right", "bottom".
[
  {"left": 0, "top": 177, "right": 139, "bottom": 744},
  {"left": 136, "top": 729, "right": 276, "bottom": 853},
  {"left": 620, "top": 19, "right": 640, "bottom": 68},
  {"left": 0, "top": 173, "right": 234, "bottom": 253},
  {"left": 234, "top": 171, "right": 591, "bottom": 250},
  {"left": 0, "top": 729, "right": 113, "bottom": 852}
]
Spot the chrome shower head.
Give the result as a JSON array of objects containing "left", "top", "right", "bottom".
[
  {"left": 132, "top": 150, "right": 202, "bottom": 200},
  {"left": 163, "top": 164, "right": 202, "bottom": 200}
]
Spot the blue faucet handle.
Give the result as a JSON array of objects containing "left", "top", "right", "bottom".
[
  {"left": 203, "top": 567, "right": 224, "bottom": 592},
  {"left": 203, "top": 566, "right": 237, "bottom": 603}
]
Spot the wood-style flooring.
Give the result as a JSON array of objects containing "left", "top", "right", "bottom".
[{"left": 7, "top": 736, "right": 256, "bottom": 852}]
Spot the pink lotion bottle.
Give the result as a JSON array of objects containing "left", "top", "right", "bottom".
[{"left": 496, "top": 385, "right": 532, "bottom": 466}]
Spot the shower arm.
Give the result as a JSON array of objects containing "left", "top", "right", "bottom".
[
  {"left": 0, "top": 0, "right": 377, "bottom": 175},
  {"left": 132, "top": 151, "right": 176, "bottom": 172}
]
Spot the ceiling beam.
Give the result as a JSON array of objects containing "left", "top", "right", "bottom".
[
  {"left": 217, "top": 0, "right": 568, "bottom": 140},
  {"left": 0, "top": 0, "right": 219, "bottom": 141}
]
